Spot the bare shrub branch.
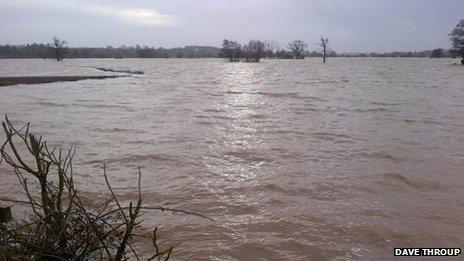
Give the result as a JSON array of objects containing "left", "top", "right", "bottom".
[{"left": 0, "top": 116, "right": 211, "bottom": 260}]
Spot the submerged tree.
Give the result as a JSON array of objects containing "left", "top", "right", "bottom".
[
  {"left": 287, "top": 40, "right": 307, "bottom": 59},
  {"left": 320, "top": 37, "right": 329, "bottom": 63},
  {"left": 275, "top": 49, "right": 293, "bottom": 59},
  {"left": 265, "top": 41, "right": 279, "bottom": 59},
  {"left": 221, "top": 39, "right": 242, "bottom": 62},
  {"left": 242, "top": 40, "right": 266, "bottom": 62},
  {"left": 136, "top": 45, "right": 157, "bottom": 58},
  {"left": 449, "top": 19, "right": 464, "bottom": 64},
  {"left": 430, "top": 48, "right": 444, "bottom": 58},
  {"left": 50, "top": 37, "right": 67, "bottom": 61}
]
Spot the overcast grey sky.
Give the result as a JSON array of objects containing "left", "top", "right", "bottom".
[{"left": 0, "top": 0, "right": 462, "bottom": 52}]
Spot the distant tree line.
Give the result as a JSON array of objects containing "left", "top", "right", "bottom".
[
  {"left": 0, "top": 44, "right": 221, "bottom": 59},
  {"left": 0, "top": 41, "right": 458, "bottom": 60},
  {"left": 336, "top": 49, "right": 455, "bottom": 58}
]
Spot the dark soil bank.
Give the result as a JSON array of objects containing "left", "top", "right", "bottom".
[{"left": 0, "top": 76, "right": 124, "bottom": 86}]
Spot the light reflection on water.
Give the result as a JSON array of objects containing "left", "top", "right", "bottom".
[{"left": 0, "top": 58, "right": 463, "bottom": 260}]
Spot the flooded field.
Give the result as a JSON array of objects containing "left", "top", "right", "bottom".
[{"left": 0, "top": 58, "right": 463, "bottom": 260}]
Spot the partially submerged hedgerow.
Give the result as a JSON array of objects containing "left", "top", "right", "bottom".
[{"left": 0, "top": 116, "right": 211, "bottom": 260}]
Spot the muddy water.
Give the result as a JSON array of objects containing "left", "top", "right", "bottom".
[{"left": 0, "top": 58, "right": 463, "bottom": 260}]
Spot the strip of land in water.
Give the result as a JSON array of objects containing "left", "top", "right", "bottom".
[
  {"left": 0, "top": 75, "right": 124, "bottom": 87},
  {"left": 96, "top": 67, "right": 144, "bottom": 74}
]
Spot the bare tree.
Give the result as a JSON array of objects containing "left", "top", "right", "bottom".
[
  {"left": 449, "top": 19, "right": 464, "bottom": 64},
  {"left": 51, "top": 37, "right": 67, "bottom": 61},
  {"left": 320, "top": 37, "right": 329, "bottom": 63},
  {"left": 242, "top": 40, "right": 266, "bottom": 62},
  {"left": 287, "top": 40, "right": 307, "bottom": 59},
  {"left": 221, "top": 39, "right": 242, "bottom": 62},
  {"left": 265, "top": 41, "right": 279, "bottom": 59}
]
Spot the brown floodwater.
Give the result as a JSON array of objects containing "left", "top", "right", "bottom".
[{"left": 0, "top": 58, "right": 463, "bottom": 260}]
